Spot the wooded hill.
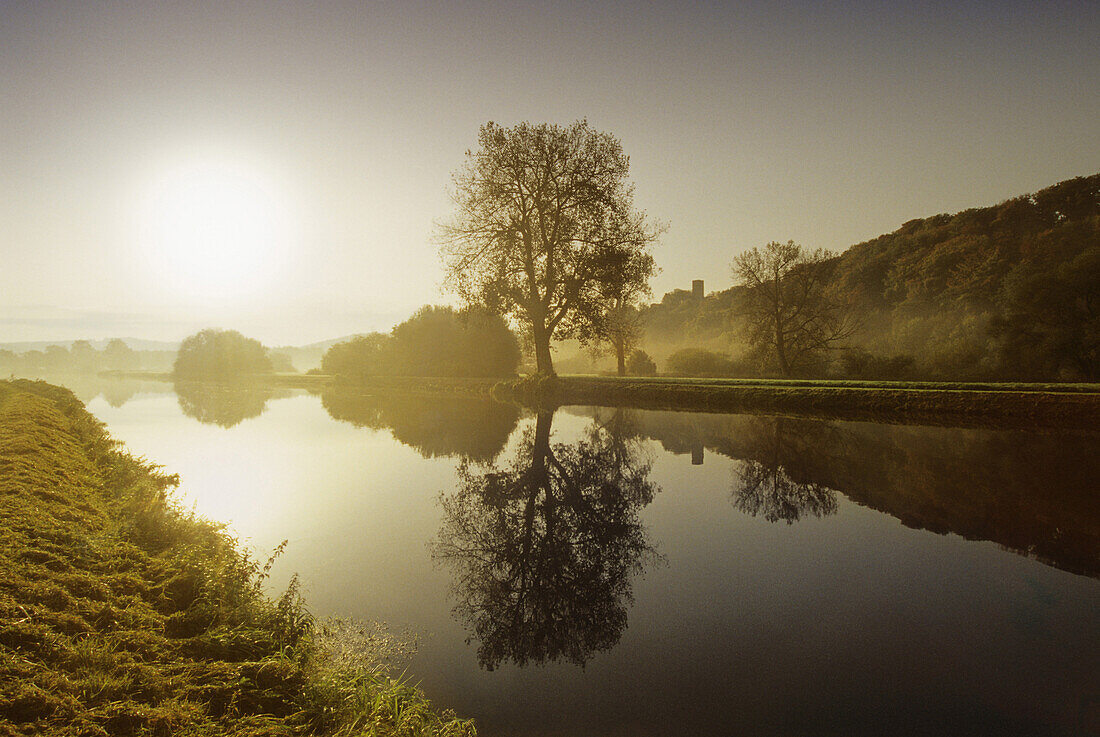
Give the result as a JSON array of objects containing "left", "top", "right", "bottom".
[{"left": 640, "top": 173, "right": 1100, "bottom": 380}]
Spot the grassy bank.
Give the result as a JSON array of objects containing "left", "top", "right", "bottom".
[
  {"left": 495, "top": 375, "right": 1100, "bottom": 428},
  {"left": 0, "top": 379, "right": 475, "bottom": 736}
]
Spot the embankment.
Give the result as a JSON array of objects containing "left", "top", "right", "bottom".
[
  {"left": 496, "top": 376, "right": 1100, "bottom": 429},
  {"left": 0, "top": 379, "right": 474, "bottom": 736}
]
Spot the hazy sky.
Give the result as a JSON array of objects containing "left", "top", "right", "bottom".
[{"left": 3, "top": 0, "right": 1098, "bottom": 345}]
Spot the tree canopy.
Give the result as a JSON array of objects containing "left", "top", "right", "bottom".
[
  {"left": 732, "top": 241, "right": 857, "bottom": 377},
  {"left": 172, "top": 329, "right": 273, "bottom": 380},
  {"left": 320, "top": 305, "right": 520, "bottom": 379},
  {"left": 640, "top": 173, "right": 1100, "bottom": 380},
  {"left": 439, "top": 120, "right": 660, "bottom": 374}
]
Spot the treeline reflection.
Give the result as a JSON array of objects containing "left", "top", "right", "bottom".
[
  {"left": 320, "top": 389, "right": 520, "bottom": 463},
  {"left": 174, "top": 381, "right": 286, "bottom": 428},
  {"left": 17, "top": 374, "right": 171, "bottom": 408},
  {"left": 579, "top": 408, "right": 1100, "bottom": 578},
  {"left": 432, "top": 409, "right": 661, "bottom": 670},
  {"left": 732, "top": 418, "right": 840, "bottom": 523}
]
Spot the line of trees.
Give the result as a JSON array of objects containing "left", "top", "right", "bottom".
[
  {"left": 430, "top": 120, "right": 889, "bottom": 379},
  {"left": 321, "top": 305, "right": 520, "bottom": 380},
  {"left": 14, "top": 127, "right": 1092, "bottom": 384},
  {"left": 0, "top": 339, "right": 174, "bottom": 375},
  {"left": 637, "top": 173, "right": 1100, "bottom": 381}
]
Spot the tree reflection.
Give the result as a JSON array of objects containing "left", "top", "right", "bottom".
[
  {"left": 731, "top": 417, "right": 838, "bottom": 523},
  {"left": 432, "top": 409, "right": 659, "bottom": 670},
  {"left": 321, "top": 389, "right": 519, "bottom": 462},
  {"left": 174, "top": 381, "right": 274, "bottom": 428}
]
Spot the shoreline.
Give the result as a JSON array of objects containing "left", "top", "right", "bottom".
[
  {"left": 0, "top": 378, "right": 475, "bottom": 736},
  {"left": 495, "top": 375, "right": 1100, "bottom": 429},
  {"left": 100, "top": 370, "right": 1100, "bottom": 429}
]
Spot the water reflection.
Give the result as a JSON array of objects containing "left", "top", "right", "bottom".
[
  {"left": 83, "top": 391, "right": 1099, "bottom": 735},
  {"left": 13, "top": 373, "right": 172, "bottom": 407},
  {"left": 585, "top": 408, "right": 1100, "bottom": 577},
  {"left": 432, "top": 409, "right": 660, "bottom": 670},
  {"left": 321, "top": 388, "right": 520, "bottom": 462},
  {"left": 174, "top": 381, "right": 282, "bottom": 428},
  {"left": 731, "top": 417, "right": 838, "bottom": 523}
]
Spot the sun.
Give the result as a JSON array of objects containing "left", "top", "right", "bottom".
[{"left": 137, "top": 156, "right": 293, "bottom": 300}]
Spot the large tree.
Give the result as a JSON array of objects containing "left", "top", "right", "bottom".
[
  {"left": 732, "top": 240, "right": 856, "bottom": 377},
  {"left": 439, "top": 120, "right": 660, "bottom": 375}
]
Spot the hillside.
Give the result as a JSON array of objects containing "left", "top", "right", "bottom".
[{"left": 640, "top": 173, "right": 1100, "bottom": 380}]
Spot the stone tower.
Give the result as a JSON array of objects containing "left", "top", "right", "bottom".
[{"left": 692, "top": 279, "right": 704, "bottom": 301}]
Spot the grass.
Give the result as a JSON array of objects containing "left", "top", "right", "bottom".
[
  {"left": 559, "top": 374, "right": 1100, "bottom": 394},
  {"left": 0, "top": 378, "right": 475, "bottom": 737},
  {"left": 495, "top": 374, "right": 1100, "bottom": 428}
]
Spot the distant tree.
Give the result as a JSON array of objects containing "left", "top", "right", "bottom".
[
  {"left": 103, "top": 339, "right": 138, "bottom": 371},
  {"left": 732, "top": 241, "right": 856, "bottom": 377},
  {"left": 0, "top": 349, "right": 16, "bottom": 373},
  {"left": 665, "top": 347, "right": 739, "bottom": 377},
  {"left": 173, "top": 329, "right": 273, "bottom": 380},
  {"left": 70, "top": 340, "right": 98, "bottom": 372},
  {"left": 268, "top": 351, "right": 297, "bottom": 373},
  {"left": 626, "top": 349, "right": 657, "bottom": 376},
  {"left": 584, "top": 248, "right": 657, "bottom": 375},
  {"left": 837, "top": 348, "right": 915, "bottom": 380},
  {"left": 43, "top": 345, "right": 70, "bottom": 371},
  {"left": 439, "top": 120, "right": 661, "bottom": 375},
  {"left": 321, "top": 333, "right": 394, "bottom": 380},
  {"left": 322, "top": 307, "right": 520, "bottom": 380},
  {"left": 389, "top": 305, "right": 520, "bottom": 377}
]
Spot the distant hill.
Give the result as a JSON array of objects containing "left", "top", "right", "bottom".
[{"left": 640, "top": 172, "right": 1100, "bottom": 380}]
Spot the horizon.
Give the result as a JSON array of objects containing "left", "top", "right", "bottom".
[{"left": 3, "top": 1, "right": 1099, "bottom": 345}]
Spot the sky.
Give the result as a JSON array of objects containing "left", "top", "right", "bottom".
[{"left": 2, "top": 0, "right": 1098, "bottom": 346}]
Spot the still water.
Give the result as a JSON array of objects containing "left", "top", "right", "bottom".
[{"left": 75, "top": 379, "right": 1099, "bottom": 736}]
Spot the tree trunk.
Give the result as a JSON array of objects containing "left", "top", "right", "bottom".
[
  {"left": 775, "top": 324, "right": 792, "bottom": 377},
  {"left": 615, "top": 339, "right": 626, "bottom": 376},
  {"left": 532, "top": 322, "right": 555, "bottom": 375}
]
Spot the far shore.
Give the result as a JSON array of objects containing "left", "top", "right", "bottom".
[{"left": 100, "top": 370, "right": 1100, "bottom": 429}]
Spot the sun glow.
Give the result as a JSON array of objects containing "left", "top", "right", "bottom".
[{"left": 136, "top": 156, "right": 295, "bottom": 300}]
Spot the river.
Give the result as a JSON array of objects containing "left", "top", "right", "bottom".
[{"left": 70, "top": 378, "right": 1100, "bottom": 736}]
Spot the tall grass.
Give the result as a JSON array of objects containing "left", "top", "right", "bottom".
[{"left": 0, "top": 379, "right": 475, "bottom": 736}]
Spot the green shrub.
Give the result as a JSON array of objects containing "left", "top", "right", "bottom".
[
  {"left": 665, "top": 348, "right": 739, "bottom": 377},
  {"left": 837, "top": 348, "right": 915, "bottom": 380},
  {"left": 626, "top": 350, "right": 657, "bottom": 376}
]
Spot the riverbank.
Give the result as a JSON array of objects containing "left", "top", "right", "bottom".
[
  {"left": 100, "top": 370, "right": 1100, "bottom": 428},
  {"left": 102, "top": 371, "right": 498, "bottom": 396},
  {"left": 0, "top": 379, "right": 475, "bottom": 736},
  {"left": 495, "top": 375, "right": 1100, "bottom": 428}
]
